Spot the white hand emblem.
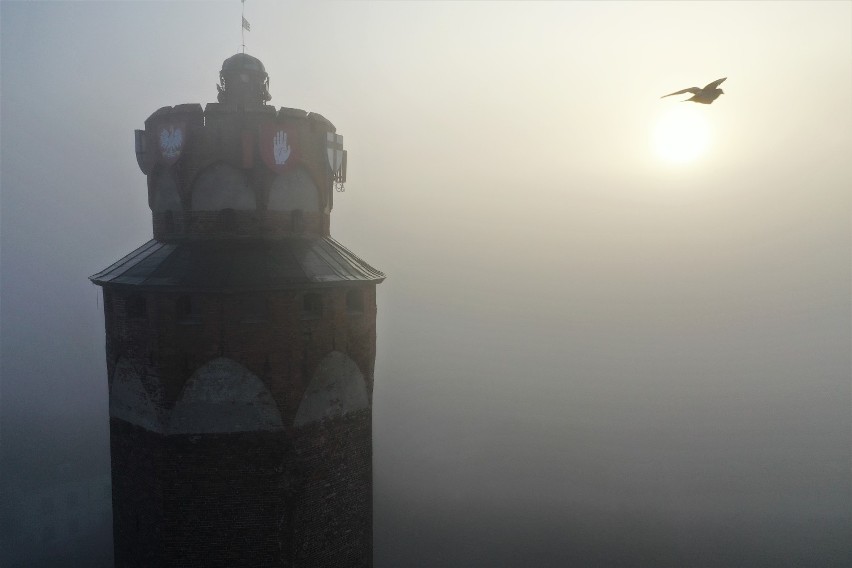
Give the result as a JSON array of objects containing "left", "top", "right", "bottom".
[{"left": 273, "top": 130, "right": 291, "bottom": 165}]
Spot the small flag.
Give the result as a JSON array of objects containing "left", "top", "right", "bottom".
[{"left": 242, "top": 17, "right": 251, "bottom": 31}]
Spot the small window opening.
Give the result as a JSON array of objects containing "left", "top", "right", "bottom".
[
  {"left": 126, "top": 295, "right": 147, "bottom": 319},
  {"left": 241, "top": 295, "right": 268, "bottom": 323},
  {"left": 176, "top": 295, "right": 201, "bottom": 324},
  {"left": 346, "top": 289, "right": 364, "bottom": 314},
  {"left": 302, "top": 293, "right": 323, "bottom": 319}
]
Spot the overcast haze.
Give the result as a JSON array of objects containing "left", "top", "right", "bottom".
[{"left": 2, "top": 1, "right": 850, "bottom": 566}]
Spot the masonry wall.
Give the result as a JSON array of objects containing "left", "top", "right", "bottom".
[
  {"left": 293, "top": 409, "right": 373, "bottom": 568},
  {"left": 103, "top": 285, "right": 377, "bottom": 412},
  {"left": 160, "top": 431, "right": 292, "bottom": 568},
  {"left": 110, "top": 412, "right": 373, "bottom": 568},
  {"left": 110, "top": 420, "right": 165, "bottom": 568},
  {"left": 104, "top": 282, "right": 378, "bottom": 567}
]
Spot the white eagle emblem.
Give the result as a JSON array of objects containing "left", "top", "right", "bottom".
[{"left": 159, "top": 126, "right": 184, "bottom": 160}]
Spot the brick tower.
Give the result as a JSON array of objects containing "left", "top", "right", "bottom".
[{"left": 90, "top": 53, "right": 383, "bottom": 567}]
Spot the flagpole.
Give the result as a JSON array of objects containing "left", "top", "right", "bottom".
[{"left": 241, "top": 0, "right": 246, "bottom": 54}]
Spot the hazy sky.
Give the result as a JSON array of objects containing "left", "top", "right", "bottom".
[{"left": 2, "top": 2, "right": 850, "bottom": 566}]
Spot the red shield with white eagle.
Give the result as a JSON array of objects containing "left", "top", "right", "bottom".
[
  {"left": 259, "top": 123, "right": 299, "bottom": 174},
  {"left": 157, "top": 122, "right": 186, "bottom": 165}
]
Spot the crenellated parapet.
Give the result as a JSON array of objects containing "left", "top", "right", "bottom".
[{"left": 134, "top": 55, "right": 346, "bottom": 241}]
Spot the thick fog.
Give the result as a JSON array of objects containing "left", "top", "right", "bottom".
[{"left": 2, "top": 2, "right": 850, "bottom": 567}]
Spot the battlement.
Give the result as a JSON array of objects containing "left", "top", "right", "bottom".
[
  {"left": 134, "top": 55, "right": 346, "bottom": 241},
  {"left": 136, "top": 102, "right": 344, "bottom": 240}
]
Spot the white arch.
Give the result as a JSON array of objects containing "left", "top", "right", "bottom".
[
  {"left": 109, "top": 358, "right": 167, "bottom": 433},
  {"left": 169, "top": 357, "right": 283, "bottom": 434},
  {"left": 294, "top": 351, "right": 368, "bottom": 427},
  {"left": 268, "top": 167, "right": 319, "bottom": 212},
  {"left": 191, "top": 163, "right": 255, "bottom": 211}
]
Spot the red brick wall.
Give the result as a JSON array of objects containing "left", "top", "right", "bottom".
[
  {"left": 109, "top": 419, "right": 165, "bottom": 568},
  {"left": 109, "top": 413, "right": 373, "bottom": 567},
  {"left": 103, "top": 283, "right": 377, "bottom": 567},
  {"left": 103, "top": 285, "right": 376, "bottom": 409},
  {"left": 293, "top": 409, "right": 373, "bottom": 568}
]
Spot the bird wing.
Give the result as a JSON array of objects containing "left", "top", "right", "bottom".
[
  {"left": 661, "top": 87, "right": 700, "bottom": 98},
  {"left": 703, "top": 77, "right": 726, "bottom": 90}
]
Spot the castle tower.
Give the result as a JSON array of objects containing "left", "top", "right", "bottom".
[{"left": 90, "top": 53, "right": 384, "bottom": 567}]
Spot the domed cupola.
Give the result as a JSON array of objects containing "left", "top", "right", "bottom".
[{"left": 216, "top": 52, "right": 272, "bottom": 106}]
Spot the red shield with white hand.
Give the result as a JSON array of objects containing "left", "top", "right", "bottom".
[
  {"left": 157, "top": 122, "right": 186, "bottom": 165},
  {"left": 259, "top": 123, "right": 299, "bottom": 174}
]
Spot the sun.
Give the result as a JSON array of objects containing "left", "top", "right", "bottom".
[{"left": 652, "top": 105, "right": 711, "bottom": 164}]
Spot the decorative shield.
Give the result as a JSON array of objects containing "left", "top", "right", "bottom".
[
  {"left": 157, "top": 122, "right": 186, "bottom": 165},
  {"left": 259, "top": 122, "right": 298, "bottom": 174},
  {"left": 326, "top": 132, "right": 344, "bottom": 174}
]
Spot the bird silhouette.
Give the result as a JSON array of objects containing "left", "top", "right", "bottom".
[{"left": 661, "top": 77, "right": 726, "bottom": 104}]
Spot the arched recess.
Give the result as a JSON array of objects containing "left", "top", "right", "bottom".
[
  {"left": 268, "top": 167, "right": 319, "bottom": 212},
  {"left": 169, "top": 357, "right": 283, "bottom": 434},
  {"left": 294, "top": 351, "right": 368, "bottom": 427},
  {"left": 109, "top": 358, "right": 167, "bottom": 433},
  {"left": 150, "top": 167, "right": 182, "bottom": 212},
  {"left": 190, "top": 162, "right": 255, "bottom": 211}
]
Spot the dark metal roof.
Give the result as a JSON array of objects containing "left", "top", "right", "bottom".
[
  {"left": 90, "top": 237, "right": 385, "bottom": 291},
  {"left": 221, "top": 53, "right": 266, "bottom": 74}
]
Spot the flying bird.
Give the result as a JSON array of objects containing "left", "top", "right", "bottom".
[{"left": 661, "top": 77, "right": 726, "bottom": 104}]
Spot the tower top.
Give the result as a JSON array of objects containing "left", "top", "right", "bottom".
[
  {"left": 132, "top": 54, "right": 350, "bottom": 242},
  {"left": 216, "top": 52, "right": 271, "bottom": 106}
]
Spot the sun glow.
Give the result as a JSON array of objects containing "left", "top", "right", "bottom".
[{"left": 653, "top": 106, "right": 711, "bottom": 164}]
